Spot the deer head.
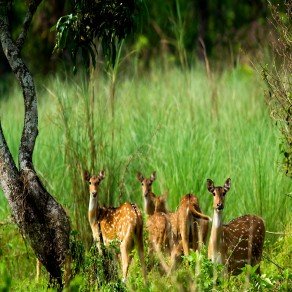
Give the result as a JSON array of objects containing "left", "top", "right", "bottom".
[
  {"left": 207, "top": 178, "right": 231, "bottom": 212},
  {"left": 84, "top": 170, "right": 105, "bottom": 198},
  {"left": 136, "top": 171, "right": 156, "bottom": 197}
]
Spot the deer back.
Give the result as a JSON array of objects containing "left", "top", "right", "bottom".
[
  {"left": 147, "top": 212, "right": 173, "bottom": 253},
  {"left": 100, "top": 202, "right": 143, "bottom": 244},
  {"left": 178, "top": 195, "right": 209, "bottom": 237},
  {"left": 222, "top": 214, "right": 265, "bottom": 274}
]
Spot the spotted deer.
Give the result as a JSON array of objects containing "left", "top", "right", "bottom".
[
  {"left": 136, "top": 171, "right": 173, "bottom": 272},
  {"left": 85, "top": 170, "right": 146, "bottom": 282},
  {"left": 152, "top": 192, "right": 210, "bottom": 251},
  {"left": 207, "top": 178, "right": 265, "bottom": 275},
  {"left": 136, "top": 171, "right": 168, "bottom": 215},
  {"left": 137, "top": 172, "right": 210, "bottom": 267},
  {"left": 174, "top": 194, "right": 211, "bottom": 256},
  {"left": 151, "top": 186, "right": 210, "bottom": 252}
]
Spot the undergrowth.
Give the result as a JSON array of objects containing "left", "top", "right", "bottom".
[{"left": 0, "top": 65, "right": 291, "bottom": 290}]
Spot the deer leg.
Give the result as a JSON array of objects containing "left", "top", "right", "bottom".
[
  {"left": 153, "top": 242, "right": 170, "bottom": 275},
  {"left": 170, "top": 241, "right": 183, "bottom": 273},
  {"left": 181, "top": 223, "right": 189, "bottom": 256},
  {"left": 135, "top": 232, "right": 147, "bottom": 282},
  {"left": 196, "top": 221, "right": 204, "bottom": 250},
  {"left": 120, "top": 232, "right": 133, "bottom": 282},
  {"left": 120, "top": 244, "right": 132, "bottom": 282},
  {"left": 95, "top": 224, "right": 104, "bottom": 256},
  {"left": 167, "top": 221, "right": 174, "bottom": 254},
  {"left": 190, "top": 220, "right": 196, "bottom": 251}
]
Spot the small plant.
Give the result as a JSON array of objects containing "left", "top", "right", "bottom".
[
  {"left": 186, "top": 247, "right": 224, "bottom": 290},
  {"left": 0, "top": 262, "right": 11, "bottom": 292},
  {"left": 69, "top": 230, "right": 85, "bottom": 277},
  {"left": 82, "top": 242, "right": 122, "bottom": 290}
]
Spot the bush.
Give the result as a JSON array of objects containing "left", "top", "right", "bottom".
[{"left": 263, "top": 2, "right": 292, "bottom": 177}]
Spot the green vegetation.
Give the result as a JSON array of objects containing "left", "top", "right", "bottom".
[
  {"left": 263, "top": 2, "right": 292, "bottom": 178},
  {"left": 0, "top": 64, "right": 291, "bottom": 290},
  {"left": 3, "top": 0, "right": 285, "bottom": 74}
]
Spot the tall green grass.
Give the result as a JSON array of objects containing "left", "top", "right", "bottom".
[
  {"left": 1, "top": 64, "right": 291, "bottom": 233},
  {"left": 0, "top": 64, "right": 291, "bottom": 289}
]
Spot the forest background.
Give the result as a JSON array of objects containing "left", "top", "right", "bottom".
[{"left": 0, "top": 0, "right": 291, "bottom": 291}]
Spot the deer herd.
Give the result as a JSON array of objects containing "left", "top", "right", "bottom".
[{"left": 84, "top": 171, "right": 265, "bottom": 282}]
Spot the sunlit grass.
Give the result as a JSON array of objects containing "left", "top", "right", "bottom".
[
  {"left": 0, "top": 64, "right": 291, "bottom": 289},
  {"left": 1, "top": 65, "right": 291, "bottom": 228}
]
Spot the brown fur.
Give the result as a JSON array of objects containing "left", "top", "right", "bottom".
[
  {"left": 207, "top": 178, "right": 265, "bottom": 275},
  {"left": 137, "top": 174, "right": 210, "bottom": 270},
  {"left": 146, "top": 212, "right": 173, "bottom": 254},
  {"left": 176, "top": 194, "right": 211, "bottom": 256},
  {"left": 137, "top": 172, "right": 174, "bottom": 252},
  {"left": 155, "top": 193, "right": 210, "bottom": 255},
  {"left": 137, "top": 172, "right": 174, "bottom": 273},
  {"left": 136, "top": 171, "right": 168, "bottom": 215},
  {"left": 164, "top": 194, "right": 211, "bottom": 270}
]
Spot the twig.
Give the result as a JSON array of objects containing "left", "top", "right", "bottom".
[
  {"left": 262, "top": 254, "right": 285, "bottom": 272},
  {"left": 266, "top": 230, "right": 291, "bottom": 235},
  {"left": 198, "top": 37, "right": 211, "bottom": 80},
  {"left": 16, "top": 0, "right": 42, "bottom": 51}
]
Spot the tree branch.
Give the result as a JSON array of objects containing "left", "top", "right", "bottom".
[
  {"left": 15, "top": 0, "right": 42, "bottom": 51},
  {"left": 0, "top": 4, "right": 38, "bottom": 171}
]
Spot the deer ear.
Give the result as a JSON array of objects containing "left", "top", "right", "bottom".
[
  {"left": 136, "top": 172, "right": 144, "bottom": 182},
  {"left": 150, "top": 171, "right": 156, "bottom": 182},
  {"left": 207, "top": 179, "right": 215, "bottom": 193},
  {"left": 224, "top": 178, "right": 231, "bottom": 192},
  {"left": 99, "top": 170, "right": 105, "bottom": 180},
  {"left": 84, "top": 171, "right": 91, "bottom": 182}
]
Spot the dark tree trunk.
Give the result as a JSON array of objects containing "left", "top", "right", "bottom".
[
  {"left": 0, "top": 1, "right": 70, "bottom": 287},
  {"left": 197, "top": 0, "right": 209, "bottom": 60}
]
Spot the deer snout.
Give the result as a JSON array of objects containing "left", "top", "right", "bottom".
[
  {"left": 91, "top": 191, "right": 97, "bottom": 198},
  {"left": 217, "top": 203, "right": 224, "bottom": 210},
  {"left": 143, "top": 190, "right": 150, "bottom": 197}
]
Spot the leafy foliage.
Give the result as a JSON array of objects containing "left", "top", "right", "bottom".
[
  {"left": 53, "top": 0, "right": 144, "bottom": 71},
  {"left": 79, "top": 242, "right": 125, "bottom": 291},
  {"left": 1, "top": 64, "right": 292, "bottom": 291},
  {"left": 69, "top": 230, "right": 85, "bottom": 277},
  {"left": 0, "top": 262, "right": 11, "bottom": 291},
  {"left": 263, "top": 2, "right": 292, "bottom": 177}
]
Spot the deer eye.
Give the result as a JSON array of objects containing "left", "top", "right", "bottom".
[{"left": 89, "top": 181, "right": 91, "bottom": 185}]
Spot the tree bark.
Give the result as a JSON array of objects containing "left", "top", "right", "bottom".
[{"left": 0, "top": 1, "right": 70, "bottom": 287}]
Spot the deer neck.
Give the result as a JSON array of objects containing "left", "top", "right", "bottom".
[
  {"left": 144, "top": 193, "right": 156, "bottom": 215},
  {"left": 88, "top": 195, "right": 100, "bottom": 225},
  {"left": 209, "top": 209, "right": 224, "bottom": 264}
]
